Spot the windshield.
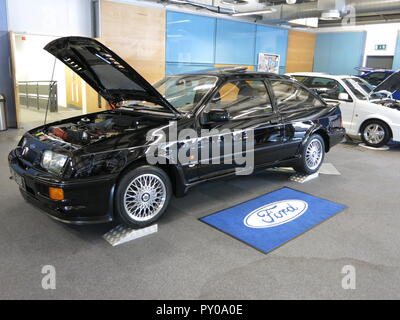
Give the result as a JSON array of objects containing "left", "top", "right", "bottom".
[
  {"left": 116, "top": 75, "right": 218, "bottom": 114},
  {"left": 153, "top": 75, "right": 218, "bottom": 113},
  {"left": 343, "top": 77, "right": 387, "bottom": 100}
]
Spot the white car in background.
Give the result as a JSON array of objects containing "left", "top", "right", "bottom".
[{"left": 287, "top": 72, "right": 400, "bottom": 148}]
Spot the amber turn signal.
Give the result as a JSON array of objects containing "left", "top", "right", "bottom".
[{"left": 49, "top": 187, "right": 64, "bottom": 201}]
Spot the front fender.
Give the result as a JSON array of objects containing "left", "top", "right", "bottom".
[{"left": 119, "top": 148, "right": 189, "bottom": 198}]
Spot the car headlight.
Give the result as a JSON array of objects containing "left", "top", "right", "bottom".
[{"left": 41, "top": 150, "right": 68, "bottom": 174}]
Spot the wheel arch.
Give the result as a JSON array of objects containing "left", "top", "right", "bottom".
[
  {"left": 359, "top": 117, "right": 393, "bottom": 139},
  {"left": 115, "top": 157, "right": 186, "bottom": 198},
  {"left": 311, "top": 128, "right": 330, "bottom": 152}
]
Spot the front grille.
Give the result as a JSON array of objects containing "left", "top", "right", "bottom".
[
  {"left": 21, "top": 147, "right": 39, "bottom": 163},
  {"left": 17, "top": 157, "right": 30, "bottom": 171},
  {"left": 25, "top": 185, "right": 35, "bottom": 196}
]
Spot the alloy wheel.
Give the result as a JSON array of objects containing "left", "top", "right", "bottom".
[
  {"left": 363, "top": 124, "right": 385, "bottom": 146},
  {"left": 123, "top": 174, "right": 167, "bottom": 222},
  {"left": 305, "top": 139, "right": 323, "bottom": 171}
]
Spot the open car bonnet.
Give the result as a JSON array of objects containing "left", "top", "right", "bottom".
[
  {"left": 373, "top": 70, "right": 400, "bottom": 96},
  {"left": 44, "top": 37, "right": 179, "bottom": 115},
  {"left": 355, "top": 66, "right": 394, "bottom": 74}
]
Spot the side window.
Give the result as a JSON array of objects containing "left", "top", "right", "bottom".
[
  {"left": 204, "top": 80, "right": 273, "bottom": 119},
  {"left": 292, "top": 76, "right": 307, "bottom": 83},
  {"left": 308, "top": 77, "right": 347, "bottom": 100},
  {"left": 271, "top": 80, "right": 324, "bottom": 111}
]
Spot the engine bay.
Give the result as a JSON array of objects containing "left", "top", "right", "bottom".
[
  {"left": 381, "top": 100, "right": 400, "bottom": 111},
  {"left": 35, "top": 113, "right": 144, "bottom": 147},
  {"left": 372, "top": 98, "right": 400, "bottom": 111}
]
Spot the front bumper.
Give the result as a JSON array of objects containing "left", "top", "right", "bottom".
[
  {"left": 8, "top": 149, "right": 117, "bottom": 225},
  {"left": 390, "top": 123, "right": 400, "bottom": 142}
]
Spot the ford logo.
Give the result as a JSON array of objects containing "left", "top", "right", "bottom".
[
  {"left": 244, "top": 200, "right": 308, "bottom": 229},
  {"left": 22, "top": 147, "right": 29, "bottom": 156}
]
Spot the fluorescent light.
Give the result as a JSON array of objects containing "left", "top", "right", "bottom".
[
  {"left": 220, "top": 0, "right": 248, "bottom": 5},
  {"left": 289, "top": 18, "right": 319, "bottom": 28},
  {"left": 231, "top": 8, "right": 276, "bottom": 17},
  {"left": 167, "top": 19, "right": 190, "bottom": 25},
  {"left": 320, "top": 10, "right": 341, "bottom": 20}
]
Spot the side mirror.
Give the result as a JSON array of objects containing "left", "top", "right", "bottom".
[
  {"left": 206, "top": 109, "right": 230, "bottom": 123},
  {"left": 338, "top": 93, "right": 351, "bottom": 101}
]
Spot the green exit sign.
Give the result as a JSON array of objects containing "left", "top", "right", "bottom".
[{"left": 375, "top": 44, "right": 387, "bottom": 51}]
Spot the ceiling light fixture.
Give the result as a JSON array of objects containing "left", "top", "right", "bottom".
[
  {"left": 220, "top": 0, "right": 248, "bottom": 5},
  {"left": 320, "top": 10, "right": 342, "bottom": 20},
  {"left": 231, "top": 8, "right": 276, "bottom": 17}
]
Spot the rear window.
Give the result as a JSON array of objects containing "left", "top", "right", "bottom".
[{"left": 271, "top": 80, "right": 324, "bottom": 111}]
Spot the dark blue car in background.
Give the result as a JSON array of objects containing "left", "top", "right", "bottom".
[
  {"left": 356, "top": 67, "right": 400, "bottom": 100},
  {"left": 356, "top": 67, "right": 395, "bottom": 86}
]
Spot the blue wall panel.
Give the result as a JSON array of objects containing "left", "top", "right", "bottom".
[
  {"left": 313, "top": 33, "right": 332, "bottom": 73},
  {"left": 166, "top": 10, "right": 290, "bottom": 75},
  {"left": 215, "top": 19, "right": 256, "bottom": 65},
  {"left": 393, "top": 31, "right": 400, "bottom": 70},
  {"left": 166, "top": 62, "right": 214, "bottom": 75},
  {"left": 255, "top": 25, "right": 289, "bottom": 74},
  {"left": 314, "top": 32, "right": 366, "bottom": 75},
  {"left": 166, "top": 11, "right": 216, "bottom": 64}
]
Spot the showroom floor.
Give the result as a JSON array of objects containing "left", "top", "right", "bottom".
[{"left": 1, "top": 128, "right": 400, "bottom": 300}]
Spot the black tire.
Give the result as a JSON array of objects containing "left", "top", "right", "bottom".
[
  {"left": 115, "top": 165, "right": 172, "bottom": 228},
  {"left": 293, "top": 134, "right": 325, "bottom": 175},
  {"left": 360, "top": 120, "right": 391, "bottom": 148}
]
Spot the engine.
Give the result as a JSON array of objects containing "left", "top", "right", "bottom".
[
  {"left": 380, "top": 100, "right": 400, "bottom": 111},
  {"left": 45, "top": 114, "right": 138, "bottom": 145},
  {"left": 373, "top": 99, "right": 400, "bottom": 111}
]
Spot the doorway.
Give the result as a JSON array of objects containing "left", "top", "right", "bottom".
[{"left": 366, "top": 56, "right": 394, "bottom": 69}]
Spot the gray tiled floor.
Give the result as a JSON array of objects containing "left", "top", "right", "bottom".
[{"left": 1, "top": 128, "right": 400, "bottom": 299}]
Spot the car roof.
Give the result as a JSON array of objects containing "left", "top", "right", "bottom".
[
  {"left": 197, "top": 71, "right": 290, "bottom": 79},
  {"left": 287, "top": 72, "right": 357, "bottom": 80},
  {"left": 173, "top": 67, "right": 292, "bottom": 80},
  {"left": 356, "top": 67, "right": 396, "bottom": 73},
  {"left": 366, "top": 69, "right": 394, "bottom": 73},
  {"left": 288, "top": 72, "right": 328, "bottom": 76}
]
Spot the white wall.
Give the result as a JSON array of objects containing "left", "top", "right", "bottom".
[
  {"left": 364, "top": 24, "right": 398, "bottom": 57},
  {"left": 6, "top": 0, "right": 92, "bottom": 36},
  {"left": 14, "top": 34, "right": 67, "bottom": 108}
]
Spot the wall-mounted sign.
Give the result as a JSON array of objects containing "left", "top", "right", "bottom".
[
  {"left": 375, "top": 44, "right": 387, "bottom": 51},
  {"left": 257, "top": 53, "right": 280, "bottom": 74}
]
